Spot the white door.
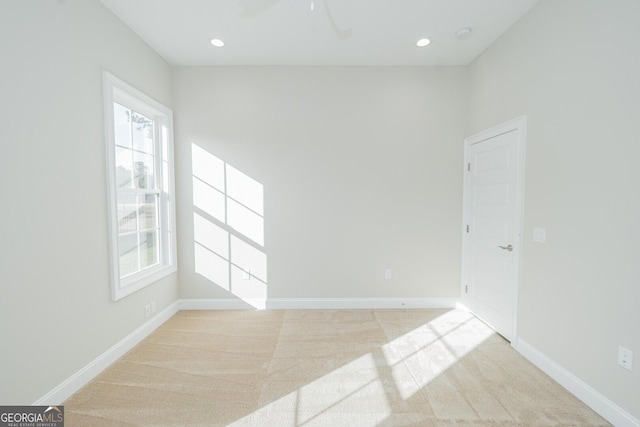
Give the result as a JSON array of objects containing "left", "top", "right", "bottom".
[{"left": 462, "top": 117, "right": 526, "bottom": 343}]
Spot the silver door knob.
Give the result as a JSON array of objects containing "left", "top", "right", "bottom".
[{"left": 498, "top": 244, "right": 513, "bottom": 252}]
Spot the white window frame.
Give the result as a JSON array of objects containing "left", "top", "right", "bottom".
[{"left": 103, "top": 71, "right": 177, "bottom": 301}]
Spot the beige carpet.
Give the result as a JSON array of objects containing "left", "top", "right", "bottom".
[{"left": 64, "top": 309, "right": 609, "bottom": 426}]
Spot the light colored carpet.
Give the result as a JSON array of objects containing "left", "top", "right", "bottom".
[{"left": 64, "top": 309, "right": 609, "bottom": 426}]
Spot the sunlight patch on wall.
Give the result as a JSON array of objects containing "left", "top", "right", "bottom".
[
  {"left": 231, "top": 235, "right": 267, "bottom": 282},
  {"left": 194, "top": 241, "right": 230, "bottom": 291},
  {"left": 226, "top": 164, "right": 263, "bottom": 215},
  {"left": 192, "top": 142, "right": 267, "bottom": 308},
  {"left": 227, "top": 198, "right": 264, "bottom": 246},
  {"left": 194, "top": 213, "right": 229, "bottom": 259},
  {"left": 193, "top": 177, "right": 226, "bottom": 223},
  {"left": 192, "top": 143, "right": 225, "bottom": 191}
]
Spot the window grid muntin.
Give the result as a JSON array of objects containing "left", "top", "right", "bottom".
[
  {"left": 113, "top": 103, "right": 162, "bottom": 281},
  {"left": 117, "top": 191, "right": 161, "bottom": 280}
]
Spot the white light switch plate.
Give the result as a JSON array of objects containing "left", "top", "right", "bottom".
[{"left": 533, "top": 227, "right": 546, "bottom": 243}]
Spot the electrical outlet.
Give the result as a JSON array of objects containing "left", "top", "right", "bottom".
[
  {"left": 384, "top": 269, "right": 392, "bottom": 279},
  {"left": 144, "top": 304, "right": 151, "bottom": 318},
  {"left": 618, "top": 346, "right": 633, "bottom": 371},
  {"left": 150, "top": 301, "right": 157, "bottom": 314}
]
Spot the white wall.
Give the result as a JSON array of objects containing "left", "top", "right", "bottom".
[
  {"left": 0, "top": 0, "right": 177, "bottom": 404},
  {"left": 468, "top": 0, "right": 640, "bottom": 419},
  {"left": 172, "top": 66, "right": 467, "bottom": 303}
]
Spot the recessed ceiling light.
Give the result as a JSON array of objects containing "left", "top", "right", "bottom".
[
  {"left": 210, "top": 38, "right": 225, "bottom": 47},
  {"left": 416, "top": 38, "right": 431, "bottom": 47},
  {"left": 455, "top": 27, "right": 472, "bottom": 40}
]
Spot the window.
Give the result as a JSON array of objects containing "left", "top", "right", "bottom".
[{"left": 103, "top": 72, "right": 176, "bottom": 300}]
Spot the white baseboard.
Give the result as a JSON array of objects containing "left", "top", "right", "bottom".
[
  {"left": 33, "top": 301, "right": 180, "bottom": 405},
  {"left": 515, "top": 338, "right": 640, "bottom": 427},
  {"left": 265, "top": 297, "right": 459, "bottom": 310},
  {"left": 179, "top": 297, "right": 459, "bottom": 310}
]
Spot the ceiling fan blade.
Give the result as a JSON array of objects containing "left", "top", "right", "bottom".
[{"left": 324, "top": 0, "right": 352, "bottom": 33}]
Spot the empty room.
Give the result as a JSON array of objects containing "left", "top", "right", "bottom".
[{"left": 1, "top": 0, "right": 638, "bottom": 426}]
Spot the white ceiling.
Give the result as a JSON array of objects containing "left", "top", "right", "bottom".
[{"left": 100, "top": 0, "right": 539, "bottom": 66}]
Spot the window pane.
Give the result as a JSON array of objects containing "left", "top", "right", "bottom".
[
  {"left": 114, "top": 103, "right": 132, "bottom": 149},
  {"left": 140, "top": 193, "right": 158, "bottom": 230},
  {"left": 131, "top": 111, "right": 154, "bottom": 154},
  {"left": 140, "top": 230, "right": 159, "bottom": 269},
  {"left": 119, "top": 233, "right": 139, "bottom": 278},
  {"left": 117, "top": 192, "right": 138, "bottom": 234},
  {"left": 105, "top": 73, "right": 176, "bottom": 299},
  {"left": 115, "top": 146, "right": 134, "bottom": 189},
  {"left": 133, "top": 151, "right": 155, "bottom": 189}
]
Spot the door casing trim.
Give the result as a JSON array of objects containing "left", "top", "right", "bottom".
[{"left": 461, "top": 115, "right": 527, "bottom": 345}]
